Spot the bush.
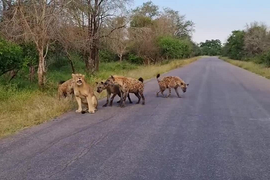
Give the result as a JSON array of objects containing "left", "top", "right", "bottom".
[
  {"left": 127, "top": 53, "right": 144, "bottom": 64},
  {"left": 0, "top": 38, "right": 23, "bottom": 76},
  {"left": 99, "top": 49, "right": 117, "bottom": 62},
  {"left": 259, "top": 50, "right": 270, "bottom": 67},
  {"left": 157, "top": 36, "right": 192, "bottom": 59}
]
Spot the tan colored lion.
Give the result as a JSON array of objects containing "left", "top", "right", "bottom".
[{"left": 72, "top": 73, "right": 98, "bottom": 113}]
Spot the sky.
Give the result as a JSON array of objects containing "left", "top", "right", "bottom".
[{"left": 132, "top": 0, "right": 270, "bottom": 44}]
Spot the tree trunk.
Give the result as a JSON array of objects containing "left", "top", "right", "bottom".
[
  {"left": 8, "top": 70, "right": 18, "bottom": 82},
  {"left": 119, "top": 54, "right": 123, "bottom": 62},
  {"left": 29, "top": 65, "right": 35, "bottom": 82},
  {"left": 94, "top": 43, "right": 99, "bottom": 71},
  {"left": 37, "top": 49, "right": 46, "bottom": 87},
  {"left": 66, "top": 52, "right": 76, "bottom": 73}
]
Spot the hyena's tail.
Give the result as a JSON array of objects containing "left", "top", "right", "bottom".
[
  {"left": 156, "top": 74, "right": 160, "bottom": 82},
  {"left": 138, "top": 77, "right": 144, "bottom": 83}
]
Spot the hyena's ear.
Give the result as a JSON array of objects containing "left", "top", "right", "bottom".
[
  {"left": 95, "top": 82, "right": 99, "bottom": 85},
  {"left": 186, "top": 83, "right": 189, "bottom": 86},
  {"left": 110, "top": 75, "right": 115, "bottom": 81}
]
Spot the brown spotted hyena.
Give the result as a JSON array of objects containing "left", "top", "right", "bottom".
[
  {"left": 105, "top": 75, "right": 145, "bottom": 107},
  {"left": 96, "top": 81, "right": 133, "bottom": 107},
  {"left": 58, "top": 79, "right": 74, "bottom": 100},
  {"left": 156, "top": 74, "right": 189, "bottom": 98}
]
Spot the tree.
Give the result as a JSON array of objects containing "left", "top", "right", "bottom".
[
  {"left": 106, "top": 17, "right": 128, "bottom": 62},
  {"left": 83, "top": 0, "right": 130, "bottom": 73},
  {"left": 132, "top": 1, "right": 159, "bottom": 18},
  {"left": 161, "top": 8, "right": 194, "bottom": 39},
  {"left": 1, "top": 0, "right": 64, "bottom": 87},
  {"left": 244, "top": 22, "right": 270, "bottom": 57},
  {"left": 223, "top": 30, "right": 245, "bottom": 60},
  {"left": 0, "top": 37, "right": 23, "bottom": 76},
  {"left": 200, "top": 39, "right": 222, "bottom": 56}
]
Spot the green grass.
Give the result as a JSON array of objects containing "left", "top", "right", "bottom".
[
  {"left": 0, "top": 57, "right": 200, "bottom": 138},
  {"left": 220, "top": 56, "right": 270, "bottom": 79}
]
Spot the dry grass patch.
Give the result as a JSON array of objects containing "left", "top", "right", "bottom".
[{"left": 221, "top": 57, "right": 270, "bottom": 79}]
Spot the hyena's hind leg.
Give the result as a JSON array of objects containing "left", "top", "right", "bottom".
[
  {"left": 134, "top": 92, "right": 141, "bottom": 104},
  {"left": 156, "top": 88, "right": 165, "bottom": 97}
]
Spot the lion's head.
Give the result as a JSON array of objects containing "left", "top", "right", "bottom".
[{"left": 72, "top": 73, "right": 85, "bottom": 86}]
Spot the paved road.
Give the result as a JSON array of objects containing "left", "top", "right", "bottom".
[{"left": 1, "top": 57, "right": 270, "bottom": 180}]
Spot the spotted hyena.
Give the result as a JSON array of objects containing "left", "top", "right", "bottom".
[
  {"left": 105, "top": 75, "right": 145, "bottom": 107},
  {"left": 156, "top": 74, "right": 189, "bottom": 98}
]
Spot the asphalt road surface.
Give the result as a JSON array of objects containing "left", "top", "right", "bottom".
[{"left": 1, "top": 57, "right": 270, "bottom": 180}]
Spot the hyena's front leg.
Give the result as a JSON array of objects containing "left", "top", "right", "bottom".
[
  {"left": 86, "top": 96, "right": 96, "bottom": 114},
  {"left": 75, "top": 96, "right": 82, "bottom": 113},
  {"left": 103, "top": 92, "right": 111, "bottom": 107},
  {"left": 175, "top": 87, "right": 181, "bottom": 98},
  {"left": 120, "top": 91, "right": 128, "bottom": 108},
  {"left": 167, "top": 88, "right": 172, "bottom": 98}
]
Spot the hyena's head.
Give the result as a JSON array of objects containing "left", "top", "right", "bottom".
[
  {"left": 72, "top": 73, "right": 85, "bottom": 86},
  {"left": 105, "top": 75, "right": 116, "bottom": 86},
  {"left": 180, "top": 82, "right": 189, "bottom": 93},
  {"left": 95, "top": 81, "right": 108, "bottom": 93}
]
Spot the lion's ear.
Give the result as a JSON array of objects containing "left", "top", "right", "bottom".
[
  {"left": 82, "top": 74, "right": 85, "bottom": 78},
  {"left": 95, "top": 82, "right": 98, "bottom": 85},
  {"left": 72, "top": 73, "right": 75, "bottom": 78}
]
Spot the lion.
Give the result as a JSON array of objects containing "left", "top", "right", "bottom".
[
  {"left": 156, "top": 74, "right": 189, "bottom": 98},
  {"left": 58, "top": 79, "right": 74, "bottom": 100},
  {"left": 72, "top": 73, "right": 98, "bottom": 113}
]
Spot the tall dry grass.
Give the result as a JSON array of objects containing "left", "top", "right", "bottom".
[{"left": 221, "top": 57, "right": 270, "bottom": 79}]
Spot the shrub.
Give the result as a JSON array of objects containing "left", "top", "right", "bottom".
[
  {"left": 157, "top": 36, "right": 192, "bottom": 59},
  {"left": 259, "top": 50, "right": 270, "bottom": 67},
  {"left": 127, "top": 53, "right": 144, "bottom": 64},
  {"left": 99, "top": 49, "right": 117, "bottom": 62},
  {"left": 0, "top": 38, "right": 23, "bottom": 76}
]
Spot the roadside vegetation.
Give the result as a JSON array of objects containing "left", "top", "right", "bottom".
[
  {"left": 221, "top": 57, "right": 270, "bottom": 79},
  {"left": 0, "top": 1, "right": 202, "bottom": 137},
  {"left": 220, "top": 22, "right": 270, "bottom": 77}
]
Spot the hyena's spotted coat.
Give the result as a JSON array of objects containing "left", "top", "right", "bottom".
[{"left": 156, "top": 74, "right": 189, "bottom": 98}]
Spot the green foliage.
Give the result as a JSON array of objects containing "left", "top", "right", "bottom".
[
  {"left": 130, "top": 15, "right": 153, "bottom": 27},
  {"left": 132, "top": 1, "right": 159, "bottom": 18},
  {"left": 127, "top": 54, "right": 144, "bottom": 64},
  {"left": 21, "top": 42, "right": 38, "bottom": 67},
  {"left": 0, "top": 38, "right": 23, "bottom": 76},
  {"left": 99, "top": 49, "right": 117, "bottom": 62},
  {"left": 222, "top": 30, "right": 245, "bottom": 60},
  {"left": 259, "top": 50, "right": 270, "bottom": 67},
  {"left": 158, "top": 36, "right": 192, "bottom": 59},
  {"left": 200, "top": 39, "right": 222, "bottom": 56}
]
